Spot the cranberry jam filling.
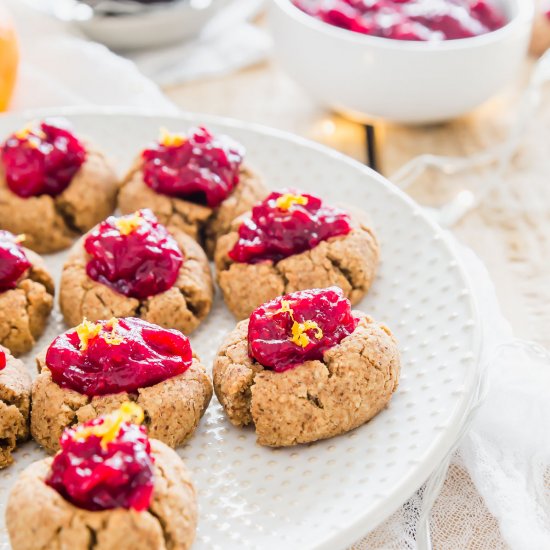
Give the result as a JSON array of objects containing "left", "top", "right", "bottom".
[
  {"left": 0, "top": 230, "right": 31, "bottom": 292},
  {"left": 229, "top": 189, "right": 352, "bottom": 264},
  {"left": 1, "top": 120, "right": 86, "bottom": 198},
  {"left": 141, "top": 126, "right": 245, "bottom": 208},
  {"left": 0, "top": 349, "right": 5, "bottom": 371},
  {"left": 46, "top": 317, "right": 193, "bottom": 396},
  {"left": 46, "top": 403, "right": 155, "bottom": 512},
  {"left": 85, "top": 209, "right": 183, "bottom": 300},
  {"left": 293, "top": 0, "right": 506, "bottom": 41},
  {"left": 248, "top": 287, "right": 358, "bottom": 372}
]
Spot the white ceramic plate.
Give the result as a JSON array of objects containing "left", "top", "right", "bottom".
[{"left": 0, "top": 109, "right": 481, "bottom": 550}]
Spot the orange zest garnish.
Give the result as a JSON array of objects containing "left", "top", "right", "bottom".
[
  {"left": 102, "top": 318, "right": 124, "bottom": 346},
  {"left": 72, "top": 402, "right": 144, "bottom": 450},
  {"left": 76, "top": 319, "right": 102, "bottom": 351},
  {"left": 75, "top": 318, "right": 124, "bottom": 351},
  {"left": 14, "top": 122, "right": 45, "bottom": 141},
  {"left": 279, "top": 300, "right": 293, "bottom": 315},
  {"left": 104, "top": 318, "right": 117, "bottom": 329},
  {"left": 278, "top": 300, "right": 323, "bottom": 348},
  {"left": 159, "top": 127, "right": 186, "bottom": 148},
  {"left": 114, "top": 212, "right": 143, "bottom": 236},
  {"left": 275, "top": 193, "right": 308, "bottom": 211},
  {"left": 291, "top": 319, "right": 323, "bottom": 348}
]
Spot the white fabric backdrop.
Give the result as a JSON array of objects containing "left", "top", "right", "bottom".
[{"left": 10, "top": 0, "right": 270, "bottom": 94}]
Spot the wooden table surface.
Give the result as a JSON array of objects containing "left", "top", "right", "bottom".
[{"left": 165, "top": 56, "right": 549, "bottom": 349}]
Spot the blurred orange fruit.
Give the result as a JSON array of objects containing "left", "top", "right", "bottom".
[{"left": 0, "top": 6, "right": 18, "bottom": 111}]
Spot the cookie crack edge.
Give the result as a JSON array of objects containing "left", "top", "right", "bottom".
[{"left": 147, "top": 509, "right": 171, "bottom": 550}]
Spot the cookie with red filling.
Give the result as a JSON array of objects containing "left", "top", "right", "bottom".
[
  {"left": 0, "top": 119, "right": 118, "bottom": 253},
  {"left": 213, "top": 287, "right": 400, "bottom": 446},
  {"left": 0, "top": 345, "right": 31, "bottom": 468},
  {"left": 60, "top": 209, "right": 213, "bottom": 333},
  {"left": 0, "top": 230, "right": 54, "bottom": 355},
  {"left": 117, "top": 126, "right": 267, "bottom": 256},
  {"left": 31, "top": 317, "right": 212, "bottom": 453},
  {"left": 215, "top": 189, "right": 379, "bottom": 319},
  {"left": 7, "top": 403, "right": 198, "bottom": 550}
]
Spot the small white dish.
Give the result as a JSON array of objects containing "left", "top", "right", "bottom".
[
  {"left": 29, "top": 0, "right": 229, "bottom": 51},
  {"left": 268, "top": 0, "right": 534, "bottom": 124},
  {"left": 79, "top": 0, "right": 229, "bottom": 50}
]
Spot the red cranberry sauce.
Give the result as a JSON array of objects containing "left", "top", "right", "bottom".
[
  {"left": 0, "top": 349, "right": 5, "bottom": 371},
  {"left": 228, "top": 189, "right": 352, "bottom": 264},
  {"left": 248, "top": 287, "right": 358, "bottom": 372},
  {"left": 45, "top": 317, "right": 192, "bottom": 396},
  {"left": 85, "top": 209, "right": 183, "bottom": 300},
  {"left": 46, "top": 403, "right": 155, "bottom": 512},
  {"left": 0, "top": 231, "right": 31, "bottom": 292},
  {"left": 1, "top": 120, "right": 86, "bottom": 198},
  {"left": 141, "top": 126, "right": 245, "bottom": 208},
  {"left": 293, "top": 0, "right": 506, "bottom": 41}
]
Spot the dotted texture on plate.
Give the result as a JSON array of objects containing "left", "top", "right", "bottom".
[{"left": 0, "top": 112, "right": 480, "bottom": 550}]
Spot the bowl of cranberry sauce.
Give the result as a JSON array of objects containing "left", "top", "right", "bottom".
[
  {"left": 291, "top": 1, "right": 507, "bottom": 42},
  {"left": 269, "top": 0, "right": 533, "bottom": 124}
]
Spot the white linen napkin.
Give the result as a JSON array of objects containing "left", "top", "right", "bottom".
[
  {"left": 130, "top": 0, "right": 272, "bottom": 86},
  {"left": 7, "top": 0, "right": 177, "bottom": 112},
  {"left": 10, "top": 0, "right": 270, "bottom": 90}
]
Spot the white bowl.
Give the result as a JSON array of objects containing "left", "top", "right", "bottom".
[
  {"left": 75, "top": 0, "right": 229, "bottom": 51},
  {"left": 268, "top": 0, "right": 534, "bottom": 124}
]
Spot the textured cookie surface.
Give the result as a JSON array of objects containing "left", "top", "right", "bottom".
[
  {"left": 0, "top": 145, "right": 118, "bottom": 253},
  {"left": 213, "top": 313, "right": 400, "bottom": 446},
  {"left": 0, "top": 248, "right": 54, "bottom": 356},
  {"left": 60, "top": 226, "right": 213, "bottom": 333},
  {"left": 31, "top": 356, "right": 212, "bottom": 454},
  {"left": 215, "top": 218, "right": 380, "bottom": 320},
  {"left": 0, "top": 346, "right": 31, "bottom": 468},
  {"left": 118, "top": 160, "right": 267, "bottom": 256},
  {"left": 6, "top": 439, "right": 197, "bottom": 550}
]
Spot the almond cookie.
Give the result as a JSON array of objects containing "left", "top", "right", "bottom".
[
  {"left": 213, "top": 287, "right": 400, "bottom": 446},
  {"left": 117, "top": 126, "right": 267, "bottom": 256},
  {"left": 0, "top": 119, "right": 118, "bottom": 253},
  {"left": 0, "top": 346, "right": 31, "bottom": 468},
  {"left": 60, "top": 209, "right": 213, "bottom": 333},
  {"left": 8, "top": 404, "right": 197, "bottom": 550},
  {"left": 215, "top": 189, "right": 379, "bottom": 320},
  {"left": 0, "top": 230, "right": 54, "bottom": 355},
  {"left": 31, "top": 317, "right": 212, "bottom": 454}
]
